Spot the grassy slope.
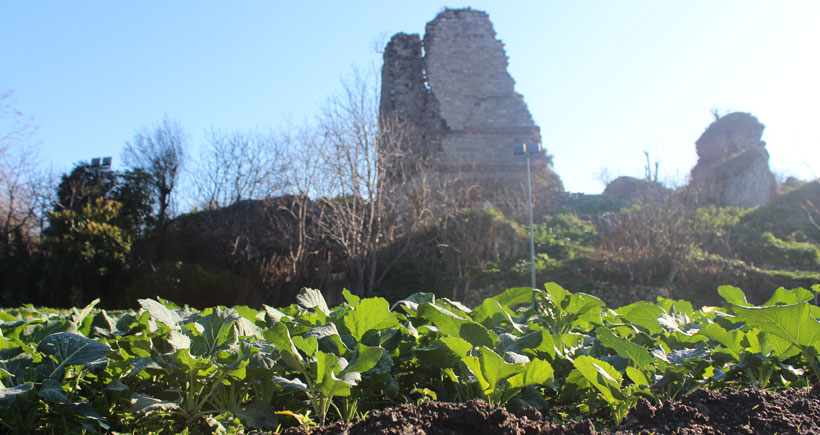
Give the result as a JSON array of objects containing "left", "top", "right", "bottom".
[{"left": 373, "top": 192, "right": 820, "bottom": 309}]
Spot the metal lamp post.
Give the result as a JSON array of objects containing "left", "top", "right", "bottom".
[{"left": 513, "top": 142, "right": 542, "bottom": 290}]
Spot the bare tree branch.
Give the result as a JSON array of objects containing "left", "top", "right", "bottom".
[
  {"left": 193, "top": 129, "right": 287, "bottom": 209},
  {"left": 122, "top": 115, "right": 186, "bottom": 224}
]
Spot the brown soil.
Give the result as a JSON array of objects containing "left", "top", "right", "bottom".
[{"left": 276, "top": 384, "right": 820, "bottom": 435}]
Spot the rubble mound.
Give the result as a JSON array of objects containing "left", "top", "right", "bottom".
[{"left": 602, "top": 176, "right": 670, "bottom": 203}]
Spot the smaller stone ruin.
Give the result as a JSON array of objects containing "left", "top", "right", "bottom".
[
  {"left": 687, "top": 112, "right": 776, "bottom": 207},
  {"left": 603, "top": 176, "right": 670, "bottom": 203}
]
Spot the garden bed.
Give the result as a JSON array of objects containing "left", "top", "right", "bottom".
[{"left": 281, "top": 385, "right": 820, "bottom": 434}]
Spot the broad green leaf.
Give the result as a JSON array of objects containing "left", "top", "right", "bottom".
[
  {"left": 438, "top": 335, "right": 473, "bottom": 358},
  {"left": 392, "top": 292, "right": 435, "bottom": 315},
  {"left": 38, "top": 379, "right": 69, "bottom": 404},
  {"left": 22, "top": 320, "right": 78, "bottom": 344},
  {"left": 0, "top": 350, "right": 32, "bottom": 384},
  {"left": 760, "top": 332, "right": 800, "bottom": 359},
  {"left": 472, "top": 299, "right": 524, "bottom": 333},
  {"left": 478, "top": 346, "right": 524, "bottom": 388},
  {"left": 105, "top": 379, "right": 129, "bottom": 391},
  {"left": 656, "top": 298, "right": 694, "bottom": 316},
  {"left": 236, "top": 317, "right": 263, "bottom": 338},
  {"left": 697, "top": 323, "right": 743, "bottom": 357},
  {"left": 36, "top": 332, "right": 110, "bottom": 380},
  {"left": 509, "top": 358, "right": 553, "bottom": 388},
  {"left": 718, "top": 285, "right": 748, "bottom": 306},
  {"left": 314, "top": 351, "right": 340, "bottom": 385},
  {"left": 262, "top": 305, "right": 291, "bottom": 323},
  {"left": 461, "top": 356, "right": 489, "bottom": 393},
  {"left": 271, "top": 376, "right": 307, "bottom": 391},
  {"left": 341, "top": 344, "right": 381, "bottom": 375},
  {"left": 625, "top": 366, "right": 649, "bottom": 386},
  {"left": 138, "top": 298, "right": 182, "bottom": 329},
  {"left": 130, "top": 393, "right": 180, "bottom": 414},
  {"left": 657, "top": 314, "right": 683, "bottom": 333},
  {"left": 565, "top": 293, "right": 606, "bottom": 322},
  {"left": 90, "top": 310, "right": 117, "bottom": 338},
  {"left": 71, "top": 298, "right": 100, "bottom": 326},
  {"left": 174, "top": 349, "right": 217, "bottom": 376},
  {"left": 654, "top": 345, "right": 709, "bottom": 366},
  {"left": 296, "top": 288, "right": 330, "bottom": 316},
  {"left": 127, "top": 357, "right": 161, "bottom": 378},
  {"left": 553, "top": 333, "right": 584, "bottom": 358},
  {"left": 463, "top": 346, "right": 525, "bottom": 396},
  {"left": 492, "top": 287, "right": 535, "bottom": 310},
  {"left": 307, "top": 323, "right": 348, "bottom": 355},
  {"left": 304, "top": 323, "right": 339, "bottom": 341},
  {"left": 544, "top": 282, "right": 570, "bottom": 307},
  {"left": 732, "top": 302, "right": 820, "bottom": 350},
  {"left": 595, "top": 327, "right": 653, "bottom": 370},
  {"left": 342, "top": 297, "right": 399, "bottom": 341},
  {"left": 572, "top": 355, "right": 623, "bottom": 404},
  {"left": 472, "top": 287, "right": 532, "bottom": 327},
  {"left": 190, "top": 308, "right": 238, "bottom": 357},
  {"left": 263, "top": 323, "right": 304, "bottom": 369},
  {"left": 504, "top": 351, "right": 529, "bottom": 365},
  {"left": 0, "top": 383, "right": 32, "bottom": 407},
  {"left": 762, "top": 287, "right": 815, "bottom": 306},
  {"left": 233, "top": 305, "right": 261, "bottom": 323},
  {"left": 292, "top": 336, "right": 318, "bottom": 357},
  {"left": 418, "top": 303, "right": 495, "bottom": 347},
  {"left": 616, "top": 302, "right": 665, "bottom": 335},
  {"left": 437, "top": 298, "right": 472, "bottom": 316},
  {"left": 167, "top": 330, "right": 191, "bottom": 351},
  {"left": 314, "top": 351, "right": 353, "bottom": 397},
  {"left": 232, "top": 401, "right": 279, "bottom": 430},
  {"left": 503, "top": 330, "right": 556, "bottom": 359},
  {"left": 67, "top": 402, "right": 110, "bottom": 431},
  {"left": 319, "top": 373, "right": 352, "bottom": 397},
  {"left": 342, "top": 289, "right": 361, "bottom": 306},
  {"left": 460, "top": 322, "right": 498, "bottom": 348}
]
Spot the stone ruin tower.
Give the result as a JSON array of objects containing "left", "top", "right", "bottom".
[
  {"left": 687, "top": 112, "right": 776, "bottom": 208},
  {"left": 379, "top": 8, "right": 563, "bottom": 197}
]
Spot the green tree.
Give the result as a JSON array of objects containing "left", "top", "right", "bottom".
[
  {"left": 55, "top": 162, "right": 117, "bottom": 213},
  {"left": 114, "top": 168, "right": 156, "bottom": 236},
  {"left": 41, "top": 198, "right": 132, "bottom": 307}
]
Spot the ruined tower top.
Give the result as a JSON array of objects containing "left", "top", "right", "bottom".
[{"left": 380, "top": 8, "right": 563, "bottom": 195}]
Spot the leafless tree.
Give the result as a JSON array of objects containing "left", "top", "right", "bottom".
[
  {"left": 279, "top": 125, "right": 326, "bottom": 276},
  {"left": 0, "top": 91, "right": 50, "bottom": 243},
  {"left": 310, "top": 68, "right": 434, "bottom": 296},
  {"left": 122, "top": 116, "right": 186, "bottom": 224},
  {"left": 192, "top": 129, "right": 287, "bottom": 209}
]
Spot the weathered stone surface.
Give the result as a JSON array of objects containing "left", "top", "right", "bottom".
[
  {"left": 380, "top": 8, "right": 563, "bottom": 194},
  {"left": 688, "top": 112, "right": 776, "bottom": 207},
  {"left": 603, "top": 176, "right": 670, "bottom": 203},
  {"left": 379, "top": 32, "right": 445, "bottom": 168}
]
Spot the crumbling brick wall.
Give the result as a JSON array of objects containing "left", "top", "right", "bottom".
[{"left": 380, "top": 8, "right": 563, "bottom": 195}]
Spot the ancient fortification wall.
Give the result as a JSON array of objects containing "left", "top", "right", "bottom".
[
  {"left": 688, "top": 112, "right": 776, "bottom": 207},
  {"left": 380, "top": 8, "right": 562, "bottom": 192}
]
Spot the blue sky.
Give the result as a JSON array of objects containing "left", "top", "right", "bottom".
[{"left": 2, "top": 1, "right": 818, "bottom": 194}]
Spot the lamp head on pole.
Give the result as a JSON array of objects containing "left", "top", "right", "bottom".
[{"left": 513, "top": 142, "right": 542, "bottom": 156}]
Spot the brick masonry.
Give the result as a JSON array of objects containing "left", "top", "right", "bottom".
[{"left": 380, "top": 8, "right": 562, "bottom": 191}]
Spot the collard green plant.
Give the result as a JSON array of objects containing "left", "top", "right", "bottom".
[{"left": 1, "top": 283, "right": 820, "bottom": 432}]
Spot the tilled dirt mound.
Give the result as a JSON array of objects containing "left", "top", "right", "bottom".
[{"left": 277, "top": 385, "right": 820, "bottom": 435}]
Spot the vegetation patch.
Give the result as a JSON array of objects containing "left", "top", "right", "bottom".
[{"left": 1, "top": 283, "right": 819, "bottom": 433}]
